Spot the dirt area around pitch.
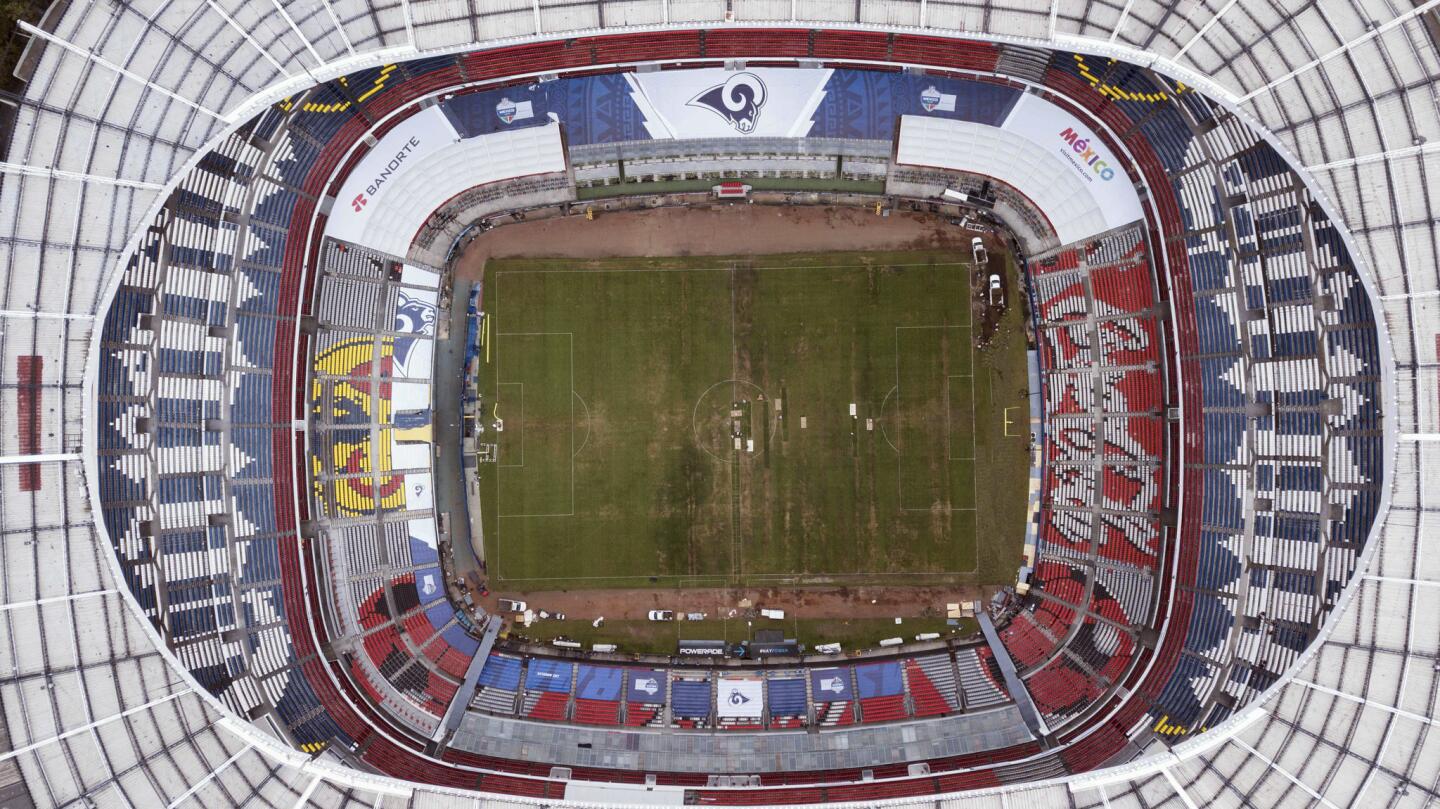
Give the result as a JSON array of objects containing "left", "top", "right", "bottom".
[{"left": 451, "top": 203, "right": 1008, "bottom": 274}]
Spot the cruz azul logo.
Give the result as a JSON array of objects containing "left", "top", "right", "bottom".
[
  {"left": 687, "top": 72, "right": 767, "bottom": 134},
  {"left": 920, "top": 85, "right": 943, "bottom": 112},
  {"left": 1059, "top": 127, "right": 1116, "bottom": 181}
]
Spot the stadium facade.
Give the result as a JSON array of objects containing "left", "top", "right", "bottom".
[{"left": 0, "top": 0, "right": 1432, "bottom": 806}]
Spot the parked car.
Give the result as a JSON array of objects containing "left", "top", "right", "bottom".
[
  {"left": 972, "top": 236, "right": 988, "bottom": 266},
  {"left": 989, "top": 273, "right": 1003, "bottom": 306},
  {"left": 497, "top": 598, "right": 527, "bottom": 613},
  {"left": 648, "top": 610, "right": 675, "bottom": 621}
]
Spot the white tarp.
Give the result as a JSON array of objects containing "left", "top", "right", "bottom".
[
  {"left": 391, "top": 381, "right": 429, "bottom": 411},
  {"left": 327, "top": 113, "right": 567, "bottom": 257},
  {"left": 409, "top": 517, "right": 438, "bottom": 548},
  {"left": 626, "top": 68, "right": 832, "bottom": 139},
  {"left": 393, "top": 335, "right": 433, "bottom": 381},
  {"left": 390, "top": 432, "right": 431, "bottom": 469},
  {"left": 716, "top": 677, "right": 764, "bottom": 719},
  {"left": 1002, "top": 94, "right": 1143, "bottom": 227},
  {"left": 404, "top": 471, "right": 434, "bottom": 511},
  {"left": 328, "top": 106, "right": 459, "bottom": 247},
  {"left": 895, "top": 95, "right": 1144, "bottom": 245},
  {"left": 401, "top": 263, "right": 441, "bottom": 288}
]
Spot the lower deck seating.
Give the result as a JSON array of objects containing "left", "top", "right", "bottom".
[
  {"left": 624, "top": 701, "right": 664, "bottom": 726},
  {"left": 474, "top": 653, "right": 522, "bottom": 715},
  {"left": 573, "top": 698, "right": 620, "bottom": 725},
  {"left": 905, "top": 656, "right": 960, "bottom": 717},
  {"left": 859, "top": 694, "right": 909, "bottom": 724},
  {"left": 766, "top": 675, "right": 808, "bottom": 728},
  {"left": 572, "top": 664, "right": 622, "bottom": 725},
  {"left": 958, "top": 648, "right": 1010, "bottom": 708},
  {"left": 670, "top": 677, "right": 713, "bottom": 729},
  {"left": 816, "top": 701, "right": 855, "bottom": 727},
  {"left": 523, "top": 690, "right": 569, "bottom": 721}
]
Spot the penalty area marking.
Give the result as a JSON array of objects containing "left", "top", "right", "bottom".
[
  {"left": 495, "top": 382, "right": 524, "bottom": 468},
  {"left": 895, "top": 325, "right": 975, "bottom": 514},
  {"left": 494, "top": 332, "right": 576, "bottom": 520}
]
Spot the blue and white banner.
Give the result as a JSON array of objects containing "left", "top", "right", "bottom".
[
  {"left": 439, "top": 68, "right": 1023, "bottom": 144},
  {"left": 716, "top": 676, "right": 764, "bottom": 719},
  {"left": 624, "top": 68, "right": 832, "bottom": 139},
  {"left": 809, "top": 668, "right": 853, "bottom": 701},
  {"left": 625, "top": 670, "right": 666, "bottom": 703}
]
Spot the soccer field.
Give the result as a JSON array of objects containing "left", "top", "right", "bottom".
[{"left": 477, "top": 251, "right": 1030, "bottom": 589}]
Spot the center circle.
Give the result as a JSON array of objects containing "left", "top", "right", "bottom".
[{"left": 691, "top": 379, "right": 774, "bottom": 463}]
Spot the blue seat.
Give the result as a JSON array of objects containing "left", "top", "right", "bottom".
[
  {"left": 766, "top": 678, "right": 806, "bottom": 716},
  {"left": 855, "top": 661, "right": 904, "bottom": 699},
  {"left": 478, "top": 654, "right": 523, "bottom": 691},
  {"left": 575, "top": 665, "right": 623, "bottom": 701},
  {"left": 670, "top": 679, "right": 711, "bottom": 718},
  {"left": 525, "top": 658, "right": 573, "bottom": 693},
  {"left": 441, "top": 623, "right": 479, "bottom": 655}
]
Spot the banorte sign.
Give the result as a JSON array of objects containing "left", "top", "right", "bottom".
[
  {"left": 1058, "top": 127, "right": 1117, "bottom": 182},
  {"left": 350, "top": 135, "right": 423, "bottom": 212}
]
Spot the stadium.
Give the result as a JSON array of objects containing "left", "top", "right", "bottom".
[{"left": 0, "top": 0, "right": 1428, "bottom": 806}]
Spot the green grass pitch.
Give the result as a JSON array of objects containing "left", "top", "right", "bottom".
[{"left": 477, "top": 251, "right": 1030, "bottom": 589}]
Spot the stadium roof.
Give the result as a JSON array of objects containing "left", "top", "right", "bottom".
[{"left": 0, "top": 0, "right": 1434, "bottom": 806}]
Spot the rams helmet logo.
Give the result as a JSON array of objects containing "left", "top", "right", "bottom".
[{"left": 688, "top": 72, "right": 767, "bottom": 134}]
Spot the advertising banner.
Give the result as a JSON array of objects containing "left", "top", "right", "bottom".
[
  {"left": 1000, "top": 94, "right": 1144, "bottom": 227},
  {"left": 677, "top": 639, "right": 728, "bottom": 657},
  {"left": 716, "top": 677, "right": 764, "bottom": 719},
  {"left": 625, "top": 68, "right": 832, "bottom": 139},
  {"left": 625, "top": 670, "right": 667, "bottom": 703},
  {"left": 895, "top": 93, "right": 1145, "bottom": 244},
  {"left": 328, "top": 106, "right": 459, "bottom": 248},
  {"left": 809, "top": 668, "right": 853, "bottom": 702}
]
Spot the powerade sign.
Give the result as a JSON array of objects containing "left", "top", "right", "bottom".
[
  {"left": 351, "top": 136, "right": 421, "bottom": 212},
  {"left": 677, "top": 639, "right": 728, "bottom": 657},
  {"left": 1058, "top": 127, "right": 1117, "bottom": 182}
]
